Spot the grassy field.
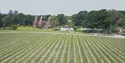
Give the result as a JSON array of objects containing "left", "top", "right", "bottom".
[{"left": 0, "top": 31, "right": 125, "bottom": 63}]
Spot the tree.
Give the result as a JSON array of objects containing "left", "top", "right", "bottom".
[
  {"left": 0, "top": 13, "right": 3, "bottom": 28},
  {"left": 24, "top": 15, "right": 34, "bottom": 26},
  {"left": 11, "top": 14, "right": 18, "bottom": 24},
  {"left": 108, "top": 10, "right": 122, "bottom": 25},
  {"left": 50, "top": 15, "right": 59, "bottom": 28},
  {"left": 82, "top": 10, "right": 99, "bottom": 32},
  {"left": 62, "top": 16, "right": 68, "bottom": 25},
  {"left": 17, "top": 13, "right": 25, "bottom": 25},
  {"left": 77, "top": 11, "right": 87, "bottom": 25},
  {"left": 103, "top": 18, "right": 113, "bottom": 34},
  {"left": 117, "top": 15, "right": 125, "bottom": 29},
  {"left": 67, "top": 20, "right": 74, "bottom": 28},
  {"left": 0, "top": 13, "right": 6, "bottom": 28},
  {"left": 98, "top": 9, "right": 108, "bottom": 29},
  {"left": 57, "top": 14, "right": 64, "bottom": 25},
  {"left": 2, "top": 16, "right": 12, "bottom": 27},
  {"left": 8, "top": 10, "right": 13, "bottom": 15},
  {"left": 71, "top": 14, "right": 78, "bottom": 25},
  {"left": 42, "top": 15, "right": 51, "bottom": 21},
  {"left": 72, "top": 10, "right": 88, "bottom": 26},
  {"left": 103, "top": 18, "right": 112, "bottom": 29},
  {"left": 108, "top": 9, "right": 123, "bottom": 33},
  {"left": 13, "top": 10, "right": 18, "bottom": 14}
]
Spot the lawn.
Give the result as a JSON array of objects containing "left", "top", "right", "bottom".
[{"left": 0, "top": 31, "right": 125, "bottom": 63}]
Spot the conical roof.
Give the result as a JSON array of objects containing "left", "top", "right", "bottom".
[
  {"left": 47, "top": 16, "right": 50, "bottom": 25},
  {"left": 39, "top": 16, "right": 43, "bottom": 25},
  {"left": 34, "top": 16, "right": 38, "bottom": 25}
]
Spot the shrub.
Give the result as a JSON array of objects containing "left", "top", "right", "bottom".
[
  {"left": 53, "top": 28, "right": 59, "bottom": 31},
  {"left": 9, "top": 25, "right": 18, "bottom": 30},
  {"left": 76, "top": 29, "right": 83, "bottom": 32},
  {"left": 73, "top": 26, "right": 81, "bottom": 29},
  {"left": 111, "top": 26, "right": 119, "bottom": 33}
]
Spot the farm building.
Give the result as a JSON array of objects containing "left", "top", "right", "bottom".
[{"left": 33, "top": 16, "right": 51, "bottom": 28}]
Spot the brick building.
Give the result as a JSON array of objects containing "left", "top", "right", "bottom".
[{"left": 33, "top": 16, "right": 50, "bottom": 28}]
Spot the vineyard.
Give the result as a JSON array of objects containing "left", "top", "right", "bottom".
[{"left": 0, "top": 31, "right": 125, "bottom": 63}]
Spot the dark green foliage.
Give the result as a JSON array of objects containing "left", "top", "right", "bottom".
[
  {"left": 8, "top": 10, "right": 13, "bottom": 15},
  {"left": 2, "top": 15, "right": 12, "bottom": 27},
  {"left": 13, "top": 10, "right": 18, "bottom": 14},
  {"left": 0, "top": 13, "right": 6, "bottom": 28},
  {"left": 116, "top": 15, "right": 125, "bottom": 29},
  {"left": 72, "top": 10, "right": 88, "bottom": 26},
  {"left": 23, "top": 15, "right": 34, "bottom": 26},
  {"left": 81, "top": 9, "right": 125, "bottom": 33},
  {"left": 17, "top": 13, "right": 25, "bottom": 25},
  {"left": 11, "top": 25, "right": 17, "bottom": 30},
  {"left": 8, "top": 25, "right": 18, "bottom": 30},
  {"left": 0, "top": 9, "right": 125, "bottom": 33},
  {"left": 82, "top": 10, "right": 99, "bottom": 32},
  {"left": 57, "top": 14, "right": 68, "bottom": 25},
  {"left": 98, "top": 9, "right": 108, "bottom": 29},
  {"left": 50, "top": 16, "right": 59, "bottom": 28},
  {"left": 111, "top": 26, "right": 119, "bottom": 33}
]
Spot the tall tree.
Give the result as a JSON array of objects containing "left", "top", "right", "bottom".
[
  {"left": 82, "top": 10, "right": 99, "bottom": 31},
  {"left": 103, "top": 17, "right": 112, "bottom": 32},
  {"left": 17, "top": 13, "right": 25, "bottom": 25},
  {"left": 50, "top": 15, "right": 59, "bottom": 28},
  {"left": 0, "top": 13, "right": 3, "bottom": 28},
  {"left": 62, "top": 16, "right": 68, "bottom": 25},
  {"left": 57, "top": 14, "right": 64, "bottom": 25},
  {"left": 0, "top": 13, "right": 6, "bottom": 28},
  {"left": 11, "top": 15, "right": 18, "bottom": 24},
  {"left": 72, "top": 10, "right": 87, "bottom": 26},
  {"left": 98, "top": 9, "right": 108, "bottom": 29},
  {"left": 71, "top": 14, "right": 78, "bottom": 25},
  {"left": 8, "top": 10, "right": 13, "bottom": 15},
  {"left": 108, "top": 9, "right": 123, "bottom": 33},
  {"left": 23, "top": 15, "right": 34, "bottom": 26},
  {"left": 2, "top": 16, "right": 12, "bottom": 27},
  {"left": 108, "top": 9, "right": 122, "bottom": 25},
  {"left": 13, "top": 10, "right": 18, "bottom": 14},
  {"left": 117, "top": 15, "right": 125, "bottom": 29}
]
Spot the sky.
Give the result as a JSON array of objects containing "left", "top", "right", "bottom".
[{"left": 0, "top": 0, "right": 125, "bottom": 16}]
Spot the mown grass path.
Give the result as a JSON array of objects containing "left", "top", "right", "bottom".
[{"left": 0, "top": 32, "right": 125, "bottom": 63}]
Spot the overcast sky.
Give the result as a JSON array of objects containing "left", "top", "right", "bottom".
[{"left": 0, "top": 0, "right": 125, "bottom": 16}]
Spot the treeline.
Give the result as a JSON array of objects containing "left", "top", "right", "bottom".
[
  {"left": 0, "top": 9, "right": 125, "bottom": 33},
  {"left": 0, "top": 10, "right": 35, "bottom": 27}
]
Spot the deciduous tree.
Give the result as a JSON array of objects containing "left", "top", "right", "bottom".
[
  {"left": 2, "top": 16, "right": 12, "bottom": 27},
  {"left": 57, "top": 14, "right": 67, "bottom": 26},
  {"left": 50, "top": 15, "right": 59, "bottom": 28}
]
